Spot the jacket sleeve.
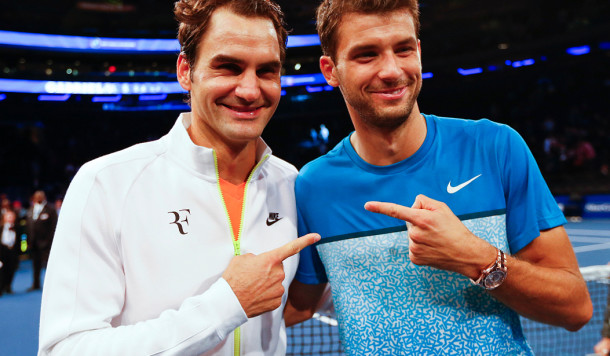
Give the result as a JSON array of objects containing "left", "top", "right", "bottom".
[{"left": 38, "top": 167, "right": 248, "bottom": 356}]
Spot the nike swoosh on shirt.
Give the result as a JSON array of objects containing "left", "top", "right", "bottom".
[
  {"left": 266, "top": 217, "right": 283, "bottom": 226},
  {"left": 447, "top": 174, "right": 482, "bottom": 194}
]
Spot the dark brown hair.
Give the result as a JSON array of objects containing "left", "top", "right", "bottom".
[
  {"left": 174, "top": 0, "right": 288, "bottom": 70},
  {"left": 316, "top": 0, "right": 420, "bottom": 59}
]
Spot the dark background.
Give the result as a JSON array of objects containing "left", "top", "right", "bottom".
[{"left": 0, "top": 0, "right": 608, "bottom": 204}]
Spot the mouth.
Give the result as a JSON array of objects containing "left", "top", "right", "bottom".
[
  {"left": 370, "top": 86, "right": 407, "bottom": 100},
  {"left": 220, "top": 104, "right": 263, "bottom": 118}
]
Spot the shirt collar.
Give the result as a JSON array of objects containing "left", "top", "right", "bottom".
[{"left": 166, "top": 112, "right": 272, "bottom": 179}]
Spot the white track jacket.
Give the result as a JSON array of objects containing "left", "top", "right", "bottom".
[{"left": 38, "top": 113, "right": 299, "bottom": 356}]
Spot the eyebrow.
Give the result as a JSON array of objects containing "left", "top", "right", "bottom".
[
  {"left": 211, "top": 54, "right": 281, "bottom": 71},
  {"left": 349, "top": 37, "right": 417, "bottom": 54}
]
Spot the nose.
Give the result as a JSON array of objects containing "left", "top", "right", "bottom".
[
  {"left": 377, "top": 53, "right": 402, "bottom": 82},
  {"left": 235, "top": 70, "right": 261, "bottom": 103}
]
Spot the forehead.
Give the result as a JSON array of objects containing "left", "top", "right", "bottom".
[
  {"left": 335, "top": 10, "right": 416, "bottom": 53},
  {"left": 198, "top": 7, "right": 280, "bottom": 61}
]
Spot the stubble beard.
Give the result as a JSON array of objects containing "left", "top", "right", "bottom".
[{"left": 351, "top": 81, "right": 422, "bottom": 130}]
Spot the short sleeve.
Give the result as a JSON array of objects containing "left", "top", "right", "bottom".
[
  {"left": 294, "top": 176, "right": 328, "bottom": 284},
  {"left": 499, "top": 125, "right": 566, "bottom": 253}
]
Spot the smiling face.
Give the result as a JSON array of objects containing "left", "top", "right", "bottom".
[
  {"left": 320, "top": 9, "right": 422, "bottom": 130},
  {"left": 177, "top": 7, "right": 282, "bottom": 148}
]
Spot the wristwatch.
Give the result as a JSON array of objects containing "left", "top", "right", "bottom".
[{"left": 470, "top": 248, "right": 507, "bottom": 290}]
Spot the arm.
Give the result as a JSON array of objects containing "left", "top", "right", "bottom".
[
  {"left": 284, "top": 280, "right": 327, "bottom": 327},
  {"left": 489, "top": 225, "right": 591, "bottom": 331},
  {"left": 365, "top": 195, "right": 592, "bottom": 331},
  {"left": 39, "top": 174, "right": 248, "bottom": 356}
]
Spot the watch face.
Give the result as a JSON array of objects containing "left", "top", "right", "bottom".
[{"left": 484, "top": 270, "right": 507, "bottom": 289}]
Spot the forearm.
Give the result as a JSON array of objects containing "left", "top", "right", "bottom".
[
  {"left": 488, "top": 255, "right": 591, "bottom": 331},
  {"left": 40, "top": 278, "right": 248, "bottom": 356},
  {"left": 284, "top": 280, "right": 327, "bottom": 327},
  {"left": 284, "top": 299, "right": 315, "bottom": 327}
]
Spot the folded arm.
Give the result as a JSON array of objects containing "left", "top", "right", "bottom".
[{"left": 365, "top": 195, "right": 592, "bottom": 331}]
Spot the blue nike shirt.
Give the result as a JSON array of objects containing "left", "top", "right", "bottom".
[{"left": 295, "top": 114, "right": 566, "bottom": 355}]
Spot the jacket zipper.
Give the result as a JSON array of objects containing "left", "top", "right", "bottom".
[{"left": 214, "top": 152, "right": 269, "bottom": 356}]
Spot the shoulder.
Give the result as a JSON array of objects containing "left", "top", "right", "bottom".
[
  {"left": 429, "top": 114, "right": 522, "bottom": 147},
  {"left": 73, "top": 137, "right": 168, "bottom": 190},
  {"left": 265, "top": 155, "right": 298, "bottom": 179},
  {"left": 430, "top": 114, "right": 511, "bottom": 135},
  {"left": 298, "top": 139, "right": 348, "bottom": 182}
]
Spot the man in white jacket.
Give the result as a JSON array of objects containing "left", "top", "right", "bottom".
[{"left": 38, "top": 1, "right": 319, "bottom": 355}]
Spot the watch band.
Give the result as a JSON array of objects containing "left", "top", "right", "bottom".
[{"left": 470, "top": 248, "right": 507, "bottom": 290}]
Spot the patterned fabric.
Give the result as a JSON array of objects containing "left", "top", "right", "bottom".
[{"left": 317, "top": 213, "right": 532, "bottom": 355}]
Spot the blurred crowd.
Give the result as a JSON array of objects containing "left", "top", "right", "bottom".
[{"left": 0, "top": 191, "right": 58, "bottom": 296}]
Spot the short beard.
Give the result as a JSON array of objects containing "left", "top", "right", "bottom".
[{"left": 352, "top": 82, "right": 421, "bottom": 130}]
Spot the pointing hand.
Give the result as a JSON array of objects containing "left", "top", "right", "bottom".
[
  {"left": 364, "top": 195, "right": 495, "bottom": 278},
  {"left": 222, "top": 233, "right": 321, "bottom": 318}
]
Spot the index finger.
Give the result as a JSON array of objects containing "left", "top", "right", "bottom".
[
  {"left": 364, "top": 201, "right": 418, "bottom": 223},
  {"left": 267, "top": 233, "right": 321, "bottom": 262}
]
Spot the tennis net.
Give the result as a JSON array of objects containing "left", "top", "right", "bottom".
[{"left": 286, "top": 264, "right": 610, "bottom": 356}]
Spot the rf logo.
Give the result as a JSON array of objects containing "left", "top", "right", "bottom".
[{"left": 168, "top": 209, "right": 191, "bottom": 235}]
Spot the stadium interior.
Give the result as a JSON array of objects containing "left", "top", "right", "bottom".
[{"left": 0, "top": 0, "right": 609, "bottom": 210}]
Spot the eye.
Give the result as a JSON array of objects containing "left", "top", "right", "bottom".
[
  {"left": 257, "top": 66, "right": 280, "bottom": 77},
  {"left": 216, "top": 63, "right": 242, "bottom": 74},
  {"left": 358, "top": 51, "right": 376, "bottom": 58},
  {"left": 354, "top": 51, "right": 377, "bottom": 62}
]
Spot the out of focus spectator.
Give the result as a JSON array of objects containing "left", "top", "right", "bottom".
[
  {"left": 25, "top": 190, "right": 57, "bottom": 291},
  {"left": 1, "top": 210, "right": 21, "bottom": 295}
]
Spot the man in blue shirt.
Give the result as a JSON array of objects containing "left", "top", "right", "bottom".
[{"left": 285, "top": 0, "right": 592, "bottom": 355}]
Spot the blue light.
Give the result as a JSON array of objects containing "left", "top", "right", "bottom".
[
  {"left": 422, "top": 72, "right": 433, "bottom": 79},
  {"left": 0, "top": 30, "right": 320, "bottom": 53},
  {"left": 102, "top": 102, "right": 191, "bottom": 112},
  {"left": 505, "top": 60, "right": 512, "bottom": 66},
  {"left": 286, "top": 34, "right": 321, "bottom": 48},
  {"left": 0, "top": 75, "right": 329, "bottom": 95},
  {"left": 511, "top": 59, "right": 535, "bottom": 68},
  {"left": 566, "top": 45, "right": 590, "bottom": 56},
  {"left": 487, "top": 65, "right": 498, "bottom": 71},
  {"left": 92, "top": 95, "right": 122, "bottom": 103},
  {"left": 291, "top": 94, "right": 311, "bottom": 102},
  {"left": 280, "top": 90, "right": 287, "bottom": 96},
  {"left": 306, "top": 86, "right": 324, "bottom": 93},
  {"left": 324, "top": 85, "right": 334, "bottom": 91},
  {"left": 139, "top": 93, "right": 168, "bottom": 101},
  {"left": 457, "top": 67, "right": 483, "bottom": 76},
  {"left": 38, "top": 94, "right": 71, "bottom": 101},
  {"left": 0, "top": 79, "right": 186, "bottom": 94},
  {"left": 600, "top": 42, "right": 610, "bottom": 50},
  {"left": 281, "top": 73, "right": 327, "bottom": 87},
  {"left": 0, "top": 93, "right": 6, "bottom": 101}
]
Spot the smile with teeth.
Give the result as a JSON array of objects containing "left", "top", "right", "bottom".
[
  {"left": 371, "top": 86, "right": 406, "bottom": 98},
  {"left": 222, "top": 104, "right": 261, "bottom": 116}
]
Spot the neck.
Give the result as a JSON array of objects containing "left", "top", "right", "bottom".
[
  {"left": 187, "top": 121, "right": 259, "bottom": 185},
  {"left": 350, "top": 107, "right": 426, "bottom": 166}
]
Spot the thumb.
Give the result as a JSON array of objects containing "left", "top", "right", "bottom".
[
  {"left": 411, "top": 194, "right": 440, "bottom": 211},
  {"left": 266, "top": 233, "right": 321, "bottom": 262}
]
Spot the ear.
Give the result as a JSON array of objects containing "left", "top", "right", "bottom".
[
  {"left": 319, "top": 55, "right": 339, "bottom": 87},
  {"left": 176, "top": 53, "right": 192, "bottom": 91}
]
